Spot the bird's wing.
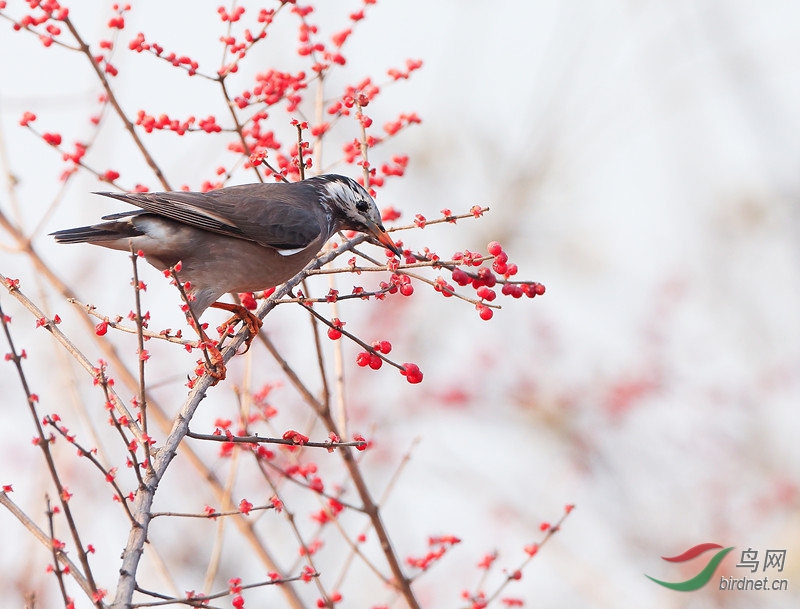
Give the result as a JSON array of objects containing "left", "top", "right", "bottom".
[{"left": 96, "top": 183, "right": 324, "bottom": 250}]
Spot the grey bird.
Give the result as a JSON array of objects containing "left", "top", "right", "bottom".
[{"left": 51, "top": 174, "right": 402, "bottom": 346}]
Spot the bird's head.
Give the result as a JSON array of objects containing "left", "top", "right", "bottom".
[{"left": 314, "top": 174, "right": 403, "bottom": 256}]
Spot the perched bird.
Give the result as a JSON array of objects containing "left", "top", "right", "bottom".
[{"left": 51, "top": 174, "right": 402, "bottom": 374}]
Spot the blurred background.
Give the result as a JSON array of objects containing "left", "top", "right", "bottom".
[{"left": 1, "top": 1, "right": 798, "bottom": 608}]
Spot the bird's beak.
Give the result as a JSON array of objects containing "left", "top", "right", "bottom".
[{"left": 365, "top": 220, "right": 403, "bottom": 257}]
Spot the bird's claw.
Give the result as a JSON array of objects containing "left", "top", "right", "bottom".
[
  {"left": 227, "top": 309, "right": 262, "bottom": 354},
  {"left": 211, "top": 301, "right": 263, "bottom": 354},
  {"left": 201, "top": 342, "right": 226, "bottom": 385}
]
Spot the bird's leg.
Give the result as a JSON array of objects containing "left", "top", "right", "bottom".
[{"left": 210, "top": 301, "right": 263, "bottom": 353}]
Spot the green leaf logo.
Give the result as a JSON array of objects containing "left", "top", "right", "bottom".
[{"left": 646, "top": 543, "right": 734, "bottom": 591}]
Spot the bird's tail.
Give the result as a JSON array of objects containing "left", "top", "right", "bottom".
[{"left": 50, "top": 221, "right": 142, "bottom": 244}]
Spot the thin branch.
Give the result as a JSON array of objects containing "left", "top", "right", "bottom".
[
  {"left": 0, "top": 297, "right": 103, "bottom": 607},
  {"left": 110, "top": 236, "right": 377, "bottom": 607},
  {"left": 45, "top": 416, "right": 136, "bottom": 524},
  {"left": 132, "top": 572, "right": 317, "bottom": 608},
  {"left": 333, "top": 437, "right": 421, "bottom": 591},
  {"left": 69, "top": 299, "right": 195, "bottom": 346},
  {"left": 167, "top": 267, "right": 215, "bottom": 373},
  {"left": 301, "top": 278, "right": 332, "bottom": 411},
  {"left": 0, "top": 245, "right": 305, "bottom": 609},
  {"left": 130, "top": 247, "right": 153, "bottom": 473},
  {"left": 61, "top": 15, "right": 171, "bottom": 189},
  {"left": 250, "top": 456, "right": 333, "bottom": 606},
  {"left": 186, "top": 430, "right": 366, "bottom": 450},
  {"left": 462, "top": 506, "right": 576, "bottom": 608},
  {"left": 0, "top": 274, "right": 146, "bottom": 444},
  {"left": 0, "top": 11, "right": 80, "bottom": 50},
  {"left": 296, "top": 296, "right": 406, "bottom": 370},
  {"left": 296, "top": 123, "right": 307, "bottom": 181},
  {"left": 150, "top": 505, "right": 273, "bottom": 519},
  {"left": 386, "top": 207, "right": 491, "bottom": 233},
  {"left": 0, "top": 491, "right": 95, "bottom": 601},
  {"left": 252, "top": 303, "right": 422, "bottom": 609},
  {"left": 45, "top": 495, "right": 71, "bottom": 607},
  {"left": 96, "top": 364, "right": 145, "bottom": 489},
  {"left": 218, "top": 76, "right": 264, "bottom": 183}
]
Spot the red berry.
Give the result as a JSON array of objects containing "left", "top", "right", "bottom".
[
  {"left": 400, "top": 363, "right": 423, "bottom": 384},
  {"left": 378, "top": 340, "right": 392, "bottom": 354},
  {"left": 492, "top": 260, "right": 508, "bottom": 275},
  {"left": 239, "top": 292, "right": 257, "bottom": 310},
  {"left": 493, "top": 251, "right": 508, "bottom": 265},
  {"left": 475, "top": 267, "right": 496, "bottom": 287},
  {"left": 19, "top": 111, "right": 36, "bottom": 126},
  {"left": 95, "top": 321, "right": 108, "bottom": 336},
  {"left": 400, "top": 283, "right": 414, "bottom": 296},
  {"left": 327, "top": 328, "right": 342, "bottom": 340},
  {"left": 356, "top": 352, "right": 370, "bottom": 367},
  {"left": 501, "top": 284, "right": 523, "bottom": 298},
  {"left": 487, "top": 241, "right": 503, "bottom": 256},
  {"left": 477, "top": 305, "right": 493, "bottom": 321},
  {"left": 476, "top": 286, "right": 496, "bottom": 301},
  {"left": 43, "top": 132, "right": 62, "bottom": 146},
  {"left": 451, "top": 268, "right": 471, "bottom": 286},
  {"left": 368, "top": 354, "right": 382, "bottom": 370}
]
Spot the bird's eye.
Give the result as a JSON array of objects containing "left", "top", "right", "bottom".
[{"left": 355, "top": 200, "right": 370, "bottom": 213}]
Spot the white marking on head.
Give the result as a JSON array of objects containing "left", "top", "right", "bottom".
[{"left": 320, "top": 175, "right": 383, "bottom": 228}]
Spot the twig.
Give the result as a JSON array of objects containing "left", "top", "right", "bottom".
[
  {"left": 333, "top": 436, "right": 422, "bottom": 591},
  {"left": 110, "top": 236, "right": 377, "bottom": 607},
  {"left": 0, "top": 297, "right": 103, "bottom": 607},
  {"left": 187, "top": 430, "right": 366, "bottom": 450},
  {"left": 69, "top": 299, "right": 195, "bottom": 346},
  {"left": 130, "top": 247, "right": 153, "bottom": 473},
  {"left": 0, "top": 491, "right": 95, "bottom": 601},
  {"left": 0, "top": 11, "right": 80, "bottom": 50},
  {"left": 218, "top": 77, "right": 263, "bottom": 184},
  {"left": 45, "top": 416, "right": 136, "bottom": 524},
  {"left": 167, "top": 267, "right": 215, "bottom": 373},
  {"left": 255, "top": 156, "right": 290, "bottom": 183},
  {"left": 0, "top": 206, "right": 305, "bottom": 608},
  {"left": 296, "top": 123, "right": 307, "bottom": 181},
  {"left": 96, "top": 364, "right": 145, "bottom": 489},
  {"left": 301, "top": 278, "right": 332, "bottom": 411},
  {"left": 462, "top": 506, "right": 576, "bottom": 608},
  {"left": 0, "top": 250, "right": 304, "bottom": 609},
  {"left": 251, "top": 459, "right": 334, "bottom": 606},
  {"left": 254, "top": 298, "right": 420, "bottom": 607},
  {"left": 150, "top": 505, "right": 274, "bottom": 519},
  {"left": 45, "top": 495, "right": 71, "bottom": 606},
  {"left": 0, "top": 273, "right": 146, "bottom": 444},
  {"left": 132, "top": 571, "right": 317, "bottom": 608},
  {"left": 62, "top": 15, "right": 171, "bottom": 189},
  {"left": 296, "top": 297, "right": 405, "bottom": 371},
  {"left": 355, "top": 97, "right": 371, "bottom": 188}
]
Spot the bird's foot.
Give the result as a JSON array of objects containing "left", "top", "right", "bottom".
[
  {"left": 211, "top": 301, "right": 263, "bottom": 353},
  {"left": 200, "top": 341, "right": 226, "bottom": 384}
]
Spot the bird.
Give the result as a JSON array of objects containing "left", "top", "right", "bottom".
[{"left": 51, "top": 174, "right": 402, "bottom": 378}]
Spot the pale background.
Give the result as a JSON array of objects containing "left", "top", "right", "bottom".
[{"left": 1, "top": 1, "right": 798, "bottom": 608}]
